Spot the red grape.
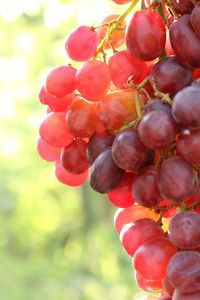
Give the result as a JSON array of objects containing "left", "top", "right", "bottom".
[
  {"left": 65, "top": 26, "right": 98, "bottom": 61},
  {"left": 169, "top": 15, "right": 200, "bottom": 69},
  {"left": 45, "top": 65, "right": 77, "bottom": 97},
  {"left": 55, "top": 160, "right": 88, "bottom": 186},
  {"left": 107, "top": 172, "right": 135, "bottom": 208},
  {"left": 177, "top": 129, "right": 200, "bottom": 166},
  {"left": 172, "top": 289, "right": 200, "bottom": 300},
  {"left": 39, "top": 112, "right": 74, "bottom": 148},
  {"left": 150, "top": 56, "right": 192, "bottom": 96},
  {"left": 90, "top": 148, "right": 125, "bottom": 193},
  {"left": 132, "top": 167, "right": 163, "bottom": 208},
  {"left": 135, "top": 271, "right": 164, "bottom": 293},
  {"left": 108, "top": 50, "right": 147, "bottom": 88},
  {"left": 167, "top": 251, "right": 200, "bottom": 293},
  {"left": 66, "top": 95, "right": 99, "bottom": 138},
  {"left": 112, "top": 128, "right": 150, "bottom": 172},
  {"left": 191, "top": 3, "right": 200, "bottom": 37},
  {"left": 120, "top": 218, "right": 164, "bottom": 256},
  {"left": 126, "top": 10, "right": 166, "bottom": 61},
  {"left": 162, "top": 277, "right": 175, "bottom": 297},
  {"left": 172, "top": 86, "right": 200, "bottom": 130},
  {"left": 114, "top": 204, "right": 159, "bottom": 233},
  {"left": 133, "top": 237, "right": 177, "bottom": 280},
  {"left": 138, "top": 110, "right": 178, "bottom": 150},
  {"left": 61, "top": 139, "right": 90, "bottom": 174},
  {"left": 157, "top": 156, "right": 198, "bottom": 203},
  {"left": 97, "top": 89, "right": 138, "bottom": 131},
  {"left": 169, "top": 211, "right": 200, "bottom": 250},
  {"left": 75, "top": 60, "right": 111, "bottom": 101},
  {"left": 170, "top": 0, "right": 194, "bottom": 15}
]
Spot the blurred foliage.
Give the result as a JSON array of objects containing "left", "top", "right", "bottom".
[{"left": 0, "top": 0, "right": 143, "bottom": 299}]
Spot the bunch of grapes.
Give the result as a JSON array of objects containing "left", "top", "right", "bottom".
[{"left": 37, "top": 0, "right": 200, "bottom": 299}]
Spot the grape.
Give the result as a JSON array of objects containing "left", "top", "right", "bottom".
[
  {"left": 97, "top": 14, "right": 126, "bottom": 49},
  {"left": 167, "top": 251, "right": 200, "bottom": 293},
  {"left": 61, "top": 139, "right": 90, "bottom": 174},
  {"left": 107, "top": 172, "right": 135, "bottom": 208},
  {"left": 65, "top": 26, "right": 98, "bottom": 61},
  {"left": 169, "top": 15, "right": 200, "bottom": 69},
  {"left": 172, "top": 289, "right": 200, "bottom": 300},
  {"left": 169, "top": 211, "right": 200, "bottom": 250},
  {"left": 157, "top": 156, "right": 198, "bottom": 202},
  {"left": 114, "top": 204, "right": 159, "bottom": 233},
  {"left": 133, "top": 238, "right": 177, "bottom": 281},
  {"left": 75, "top": 60, "right": 111, "bottom": 102},
  {"left": 132, "top": 167, "right": 163, "bottom": 208},
  {"left": 112, "top": 128, "right": 149, "bottom": 172},
  {"left": 191, "top": 3, "right": 200, "bottom": 37},
  {"left": 144, "top": 99, "right": 171, "bottom": 115},
  {"left": 108, "top": 50, "right": 147, "bottom": 89},
  {"left": 138, "top": 110, "right": 178, "bottom": 150},
  {"left": 177, "top": 129, "right": 200, "bottom": 166},
  {"left": 112, "top": 0, "right": 131, "bottom": 4},
  {"left": 172, "top": 86, "right": 200, "bottom": 130},
  {"left": 150, "top": 56, "right": 192, "bottom": 96},
  {"left": 120, "top": 218, "right": 164, "bottom": 256},
  {"left": 90, "top": 148, "right": 125, "bottom": 193},
  {"left": 87, "top": 132, "right": 114, "bottom": 165},
  {"left": 162, "top": 277, "right": 175, "bottom": 297},
  {"left": 170, "top": 0, "right": 194, "bottom": 15},
  {"left": 45, "top": 65, "right": 77, "bottom": 97},
  {"left": 159, "top": 199, "right": 178, "bottom": 218},
  {"left": 36, "top": 137, "right": 61, "bottom": 162},
  {"left": 135, "top": 271, "right": 164, "bottom": 293},
  {"left": 39, "top": 112, "right": 74, "bottom": 148},
  {"left": 66, "top": 95, "right": 99, "bottom": 138},
  {"left": 97, "top": 89, "right": 138, "bottom": 131},
  {"left": 126, "top": 10, "right": 166, "bottom": 61},
  {"left": 39, "top": 86, "right": 73, "bottom": 112},
  {"left": 55, "top": 160, "right": 88, "bottom": 186},
  {"left": 185, "top": 183, "right": 200, "bottom": 210}
]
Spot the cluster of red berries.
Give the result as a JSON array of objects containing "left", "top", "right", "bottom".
[{"left": 37, "top": 0, "right": 200, "bottom": 299}]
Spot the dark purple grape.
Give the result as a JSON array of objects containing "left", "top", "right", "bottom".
[
  {"left": 61, "top": 139, "right": 90, "bottom": 174},
  {"left": 169, "top": 15, "right": 200, "bottom": 69},
  {"left": 172, "top": 86, "right": 200, "bottom": 130},
  {"left": 132, "top": 167, "right": 163, "bottom": 208},
  {"left": 191, "top": 3, "right": 200, "bottom": 37},
  {"left": 90, "top": 148, "right": 125, "bottom": 193},
  {"left": 157, "top": 156, "right": 198, "bottom": 202},
  {"left": 177, "top": 129, "right": 200, "bottom": 166},
  {"left": 173, "top": 289, "right": 200, "bottom": 300},
  {"left": 111, "top": 128, "right": 149, "bottom": 172},
  {"left": 167, "top": 251, "right": 200, "bottom": 293},
  {"left": 150, "top": 56, "right": 192, "bottom": 96},
  {"left": 87, "top": 132, "right": 114, "bottom": 165},
  {"left": 144, "top": 99, "right": 171, "bottom": 115},
  {"left": 169, "top": 211, "right": 200, "bottom": 249},
  {"left": 171, "top": 0, "right": 194, "bottom": 15},
  {"left": 138, "top": 110, "right": 178, "bottom": 149}
]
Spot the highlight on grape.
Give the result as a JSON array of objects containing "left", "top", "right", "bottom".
[{"left": 37, "top": 0, "right": 200, "bottom": 299}]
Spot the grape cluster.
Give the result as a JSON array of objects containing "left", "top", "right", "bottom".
[{"left": 37, "top": 0, "right": 200, "bottom": 299}]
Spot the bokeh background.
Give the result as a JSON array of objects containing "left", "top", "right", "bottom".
[{"left": 0, "top": 0, "right": 145, "bottom": 299}]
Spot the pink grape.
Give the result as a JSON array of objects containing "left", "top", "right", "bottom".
[
  {"left": 39, "top": 112, "right": 74, "bottom": 148},
  {"left": 45, "top": 65, "right": 77, "bottom": 97},
  {"left": 120, "top": 218, "right": 164, "bottom": 256},
  {"left": 75, "top": 60, "right": 111, "bottom": 101},
  {"left": 55, "top": 160, "right": 88, "bottom": 186},
  {"left": 36, "top": 136, "right": 61, "bottom": 162},
  {"left": 65, "top": 26, "right": 98, "bottom": 62},
  {"left": 133, "top": 238, "right": 177, "bottom": 281}
]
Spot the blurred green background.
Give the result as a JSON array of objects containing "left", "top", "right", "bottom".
[{"left": 0, "top": 0, "right": 145, "bottom": 299}]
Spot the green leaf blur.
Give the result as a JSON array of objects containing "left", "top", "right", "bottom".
[{"left": 0, "top": 0, "right": 143, "bottom": 299}]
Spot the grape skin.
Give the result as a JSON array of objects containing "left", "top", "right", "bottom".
[
  {"left": 191, "top": 3, "right": 200, "bottom": 37},
  {"left": 169, "top": 211, "right": 200, "bottom": 250},
  {"left": 172, "top": 289, "right": 200, "bottom": 300},
  {"left": 167, "top": 251, "right": 200, "bottom": 293}
]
